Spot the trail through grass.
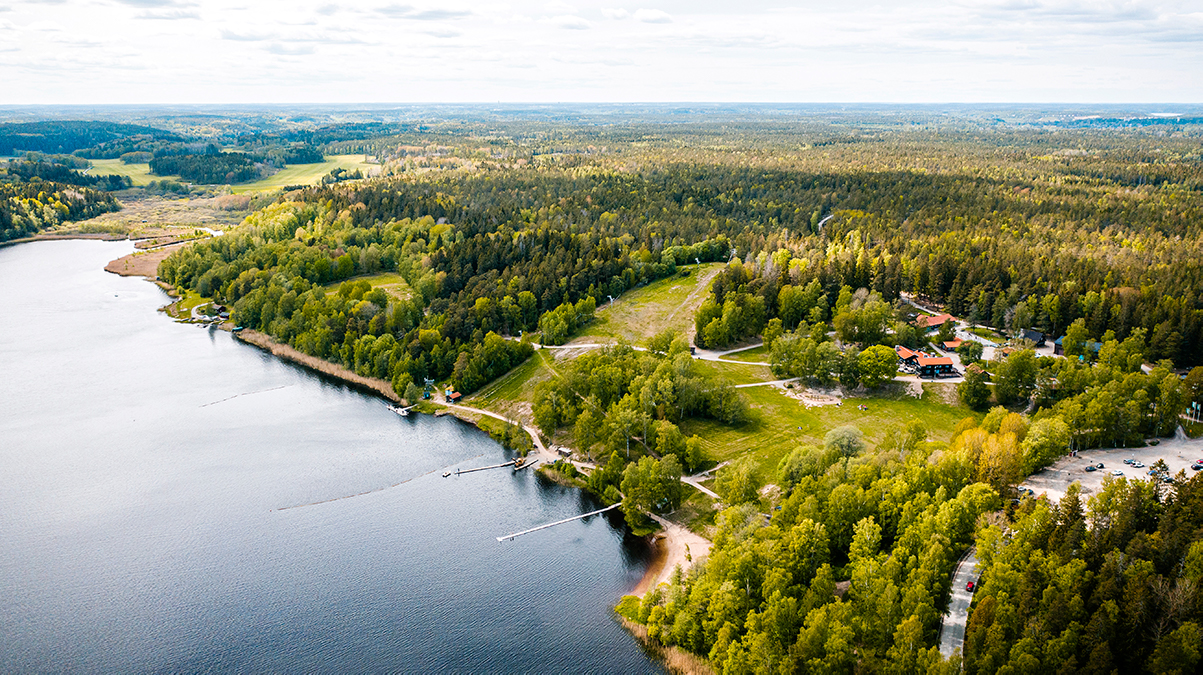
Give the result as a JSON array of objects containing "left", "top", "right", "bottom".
[{"left": 579, "top": 264, "right": 722, "bottom": 345}]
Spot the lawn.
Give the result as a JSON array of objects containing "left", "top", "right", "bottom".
[
  {"left": 229, "top": 155, "right": 376, "bottom": 193},
  {"left": 579, "top": 263, "right": 722, "bottom": 345},
  {"left": 468, "top": 349, "right": 560, "bottom": 421},
  {"left": 678, "top": 384, "right": 974, "bottom": 483},
  {"left": 692, "top": 358, "right": 773, "bottom": 386},
  {"left": 325, "top": 272, "right": 414, "bottom": 301},
  {"left": 721, "top": 345, "right": 771, "bottom": 363}
]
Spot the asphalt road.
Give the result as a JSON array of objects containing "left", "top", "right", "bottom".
[{"left": 939, "top": 547, "right": 980, "bottom": 659}]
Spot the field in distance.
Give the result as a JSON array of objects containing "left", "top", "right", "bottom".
[{"left": 88, "top": 155, "right": 376, "bottom": 191}]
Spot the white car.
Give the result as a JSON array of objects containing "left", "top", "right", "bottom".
[{"left": 1111, "top": 469, "right": 1124, "bottom": 476}]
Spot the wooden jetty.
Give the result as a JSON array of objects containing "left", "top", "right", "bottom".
[
  {"left": 453, "top": 459, "right": 517, "bottom": 475},
  {"left": 496, "top": 503, "right": 621, "bottom": 542}
]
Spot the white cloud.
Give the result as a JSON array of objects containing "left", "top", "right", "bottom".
[
  {"left": 633, "top": 8, "right": 670, "bottom": 23},
  {"left": 543, "top": 14, "right": 591, "bottom": 29},
  {"left": 0, "top": 0, "right": 1200, "bottom": 103}
]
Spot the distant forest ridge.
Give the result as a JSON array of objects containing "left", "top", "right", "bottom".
[{"left": 0, "top": 121, "right": 181, "bottom": 156}]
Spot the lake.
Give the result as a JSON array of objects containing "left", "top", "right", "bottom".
[{"left": 0, "top": 240, "right": 659, "bottom": 673}]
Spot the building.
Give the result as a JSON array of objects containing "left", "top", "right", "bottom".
[
  {"left": 445, "top": 390, "right": 462, "bottom": 403},
  {"left": 1053, "top": 336, "right": 1103, "bottom": 358},
  {"left": 914, "top": 313, "right": 956, "bottom": 331},
  {"left": 941, "top": 339, "right": 963, "bottom": 352},
  {"left": 917, "top": 356, "right": 955, "bottom": 378},
  {"left": 1019, "top": 329, "right": 1046, "bottom": 347},
  {"left": 895, "top": 345, "right": 920, "bottom": 366}
]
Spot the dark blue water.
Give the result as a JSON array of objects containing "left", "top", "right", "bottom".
[{"left": 0, "top": 240, "right": 659, "bottom": 673}]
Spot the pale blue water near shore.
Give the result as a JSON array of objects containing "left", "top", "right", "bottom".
[{"left": 0, "top": 240, "right": 660, "bottom": 673}]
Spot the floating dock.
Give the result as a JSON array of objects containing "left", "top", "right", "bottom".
[
  {"left": 453, "top": 460, "right": 517, "bottom": 475},
  {"left": 496, "top": 503, "right": 621, "bottom": 542}
]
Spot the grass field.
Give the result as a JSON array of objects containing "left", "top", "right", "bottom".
[
  {"left": 579, "top": 264, "right": 722, "bottom": 345},
  {"left": 89, "top": 158, "right": 156, "bottom": 186},
  {"left": 721, "top": 345, "right": 771, "bottom": 363},
  {"left": 87, "top": 155, "right": 376, "bottom": 192},
  {"left": 679, "top": 384, "right": 973, "bottom": 483},
  {"left": 325, "top": 272, "right": 414, "bottom": 301},
  {"left": 693, "top": 358, "right": 773, "bottom": 386},
  {"left": 229, "top": 155, "right": 376, "bottom": 193}
]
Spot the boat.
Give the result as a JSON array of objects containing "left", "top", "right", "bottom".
[
  {"left": 385, "top": 404, "right": 413, "bottom": 417},
  {"left": 442, "top": 471, "right": 452, "bottom": 478}
]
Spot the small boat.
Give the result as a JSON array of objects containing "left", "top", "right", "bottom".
[
  {"left": 442, "top": 471, "right": 452, "bottom": 478},
  {"left": 386, "top": 404, "right": 412, "bottom": 417}
]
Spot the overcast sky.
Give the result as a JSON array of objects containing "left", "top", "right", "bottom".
[{"left": 0, "top": 0, "right": 1200, "bottom": 104}]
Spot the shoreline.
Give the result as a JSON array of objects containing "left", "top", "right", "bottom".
[
  {"left": 233, "top": 329, "right": 402, "bottom": 403},
  {"left": 114, "top": 247, "right": 712, "bottom": 674}
]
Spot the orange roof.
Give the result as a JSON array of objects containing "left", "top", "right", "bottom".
[
  {"left": 942, "top": 339, "right": 963, "bottom": 349},
  {"left": 915, "top": 313, "right": 956, "bottom": 328},
  {"left": 895, "top": 346, "right": 918, "bottom": 359},
  {"left": 918, "top": 356, "right": 953, "bottom": 366}
]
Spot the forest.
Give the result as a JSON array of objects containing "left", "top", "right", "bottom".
[{"left": 13, "top": 105, "right": 1202, "bottom": 672}]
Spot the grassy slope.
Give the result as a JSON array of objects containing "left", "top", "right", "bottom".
[
  {"left": 579, "top": 263, "right": 723, "bottom": 345},
  {"left": 679, "top": 384, "right": 971, "bottom": 483},
  {"left": 229, "top": 155, "right": 376, "bottom": 193},
  {"left": 325, "top": 272, "right": 414, "bottom": 301},
  {"left": 89, "top": 158, "right": 156, "bottom": 186}
]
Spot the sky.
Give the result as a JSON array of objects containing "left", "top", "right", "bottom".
[{"left": 0, "top": 0, "right": 1200, "bottom": 104}]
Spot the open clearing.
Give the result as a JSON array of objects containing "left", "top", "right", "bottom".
[
  {"left": 89, "top": 155, "right": 376, "bottom": 193},
  {"left": 71, "top": 193, "right": 248, "bottom": 233},
  {"left": 1023, "top": 433, "right": 1203, "bottom": 503},
  {"left": 89, "top": 159, "right": 157, "bottom": 186},
  {"left": 578, "top": 263, "right": 722, "bottom": 345},
  {"left": 680, "top": 383, "right": 971, "bottom": 482},
  {"left": 326, "top": 272, "right": 414, "bottom": 301},
  {"left": 229, "top": 155, "right": 377, "bottom": 193}
]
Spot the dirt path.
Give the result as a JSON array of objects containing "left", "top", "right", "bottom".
[
  {"left": 673, "top": 265, "right": 723, "bottom": 345},
  {"left": 438, "top": 402, "right": 557, "bottom": 463}
]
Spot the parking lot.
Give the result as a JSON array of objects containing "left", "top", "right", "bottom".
[{"left": 1023, "top": 433, "right": 1203, "bottom": 503}]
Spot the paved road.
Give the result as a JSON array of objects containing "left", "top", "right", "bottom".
[{"left": 939, "top": 547, "right": 980, "bottom": 659}]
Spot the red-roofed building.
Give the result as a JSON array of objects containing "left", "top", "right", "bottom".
[
  {"left": 915, "top": 313, "right": 956, "bottom": 330},
  {"left": 895, "top": 345, "right": 920, "bottom": 365},
  {"left": 917, "top": 356, "right": 955, "bottom": 378},
  {"left": 941, "top": 339, "right": 963, "bottom": 351}
]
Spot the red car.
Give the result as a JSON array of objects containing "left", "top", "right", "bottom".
[{"left": 966, "top": 581, "right": 975, "bottom": 592}]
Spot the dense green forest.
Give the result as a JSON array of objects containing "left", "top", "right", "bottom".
[
  {"left": 149, "top": 152, "right": 259, "bottom": 184},
  {"left": 0, "top": 179, "right": 120, "bottom": 241},
  {"left": 0, "top": 120, "right": 180, "bottom": 156}
]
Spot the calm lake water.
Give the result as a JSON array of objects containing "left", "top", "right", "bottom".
[{"left": 0, "top": 240, "right": 659, "bottom": 673}]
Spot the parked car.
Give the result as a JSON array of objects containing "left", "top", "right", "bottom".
[
  {"left": 1123, "top": 458, "right": 1133, "bottom": 465},
  {"left": 1096, "top": 463, "right": 1104, "bottom": 469},
  {"left": 1112, "top": 470, "right": 1124, "bottom": 476},
  {"left": 1163, "top": 477, "right": 1174, "bottom": 484},
  {"left": 966, "top": 581, "right": 975, "bottom": 592},
  {"left": 1133, "top": 461, "right": 1145, "bottom": 468},
  {"left": 1085, "top": 465, "right": 1097, "bottom": 472},
  {"left": 1191, "top": 464, "right": 1202, "bottom": 471}
]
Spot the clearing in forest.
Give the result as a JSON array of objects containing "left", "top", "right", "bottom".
[{"left": 578, "top": 263, "right": 723, "bottom": 345}]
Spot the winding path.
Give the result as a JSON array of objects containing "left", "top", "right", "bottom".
[{"left": 938, "top": 547, "right": 980, "bottom": 659}]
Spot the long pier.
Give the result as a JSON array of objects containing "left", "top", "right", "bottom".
[
  {"left": 496, "top": 503, "right": 621, "bottom": 542},
  {"left": 454, "top": 460, "right": 517, "bottom": 475}
]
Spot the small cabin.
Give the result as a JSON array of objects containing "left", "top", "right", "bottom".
[
  {"left": 446, "top": 391, "right": 462, "bottom": 403},
  {"left": 917, "top": 356, "right": 955, "bottom": 378},
  {"left": 941, "top": 339, "right": 963, "bottom": 352}
]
